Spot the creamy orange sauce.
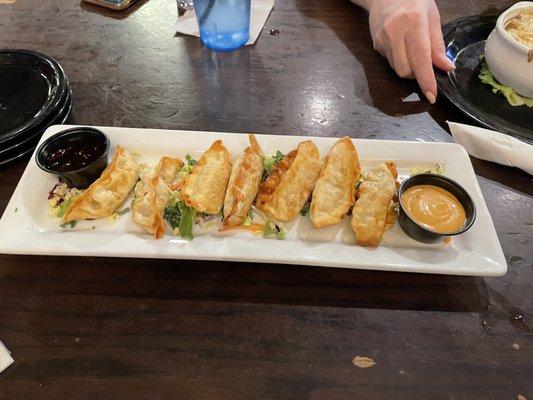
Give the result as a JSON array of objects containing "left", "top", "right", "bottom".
[
  {"left": 505, "top": 11, "right": 533, "bottom": 48},
  {"left": 402, "top": 185, "right": 466, "bottom": 234}
]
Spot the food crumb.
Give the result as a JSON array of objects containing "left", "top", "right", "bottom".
[
  {"left": 409, "top": 163, "right": 444, "bottom": 176},
  {"left": 106, "top": 213, "right": 119, "bottom": 224},
  {"left": 443, "top": 237, "right": 452, "bottom": 244},
  {"left": 518, "top": 395, "right": 528, "bottom": 400},
  {"left": 512, "top": 343, "right": 521, "bottom": 350},
  {"left": 399, "top": 370, "right": 406, "bottom": 375},
  {"left": 352, "top": 356, "right": 376, "bottom": 368},
  {"left": 74, "top": 337, "right": 80, "bottom": 343}
]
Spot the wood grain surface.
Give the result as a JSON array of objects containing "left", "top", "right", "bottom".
[{"left": 0, "top": 0, "right": 531, "bottom": 399}]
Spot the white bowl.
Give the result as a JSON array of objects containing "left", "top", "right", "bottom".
[{"left": 485, "top": 1, "right": 533, "bottom": 98}]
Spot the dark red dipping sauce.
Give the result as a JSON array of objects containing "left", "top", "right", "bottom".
[
  {"left": 41, "top": 136, "right": 106, "bottom": 172},
  {"left": 36, "top": 127, "right": 110, "bottom": 189}
]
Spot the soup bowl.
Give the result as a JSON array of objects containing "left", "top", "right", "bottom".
[{"left": 485, "top": 1, "right": 533, "bottom": 98}]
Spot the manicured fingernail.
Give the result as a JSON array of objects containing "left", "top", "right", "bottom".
[
  {"left": 447, "top": 58, "right": 456, "bottom": 70},
  {"left": 438, "top": 54, "right": 455, "bottom": 70},
  {"left": 425, "top": 91, "right": 436, "bottom": 104}
]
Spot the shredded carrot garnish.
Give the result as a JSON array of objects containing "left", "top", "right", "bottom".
[
  {"left": 219, "top": 223, "right": 264, "bottom": 235},
  {"left": 170, "top": 182, "right": 183, "bottom": 191}
]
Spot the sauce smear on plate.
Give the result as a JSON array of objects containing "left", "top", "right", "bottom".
[{"left": 401, "top": 185, "right": 466, "bottom": 233}]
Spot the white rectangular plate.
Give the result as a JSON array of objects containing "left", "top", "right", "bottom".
[{"left": 0, "top": 125, "right": 507, "bottom": 276}]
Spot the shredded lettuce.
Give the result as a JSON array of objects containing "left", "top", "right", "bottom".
[
  {"left": 107, "top": 213, "right": 120, "bottom": 224},
  {"left": 138, "top": 163, "right": 150, "bottom": 176},
  {"left": 181, "top": 165, "right": 193, "bottom": 174},
  {"left": 240, "top": 209, "right": 254, "bottom": 226},
  {"left": 479, "top": 61, "right": 533, "bottom": 107},
  {"left": 194, "top": 212, "right": 219, "bottom": 230},
  {"left": 354, "top": 173, "right": 366, "bottom": 191},
  {"left": 176, "top": 166, "right": 192, "bottom": 182},
  {"left": 48, "top": 183, "right": 82, "bottom": 219},
  {"left": 185, "top": 154, "right": 197, "bottom": 166},
  {"left": 300, "top": 202, "right": 310, "bottom": 216},
  {"left": 195, "top": 212, "right": 214, "bottom": 222},
  {"left": 56, "top": 199, "right": 72, "bottom": 218},
  {"left": 409, "top": 163, "right": 444, "bottom": 176},
  {"left": 176, "top": 156, "right": 197, "bottom": 181},
  {"left": 116, "top": 207, "right": 131, "bottom": 216},
  {"left": 60, "top": 220, "right": 77, "bottom": 229},
  {"left": 263, "top": 220, "right": 286, "bottom": 240},
  {"left": 177, "top": 201, "right": 196, "bottom": 240},
  {"left": 262, "top": 151, "right": 284, "bottom": 181},
  {"left": 164, "top": 199, "right": 196, "bottom": 240}
]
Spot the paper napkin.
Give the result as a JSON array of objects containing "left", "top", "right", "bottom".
[
  {"left": 176, "top": 0, "right": 275, "bottom": 45},
  {"left": 447, "top": 121, "right": 533, "bottom": 175},
  {"left": 0, "top": 341, "right": 13, "bottom": 373}
]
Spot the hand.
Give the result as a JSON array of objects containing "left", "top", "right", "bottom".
[{"left": 367, "top": 0, "right": 455, "bottom": 103}]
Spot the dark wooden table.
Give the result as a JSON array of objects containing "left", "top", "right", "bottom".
[{"left": 0, "top": 0, "right": 531, "bottom": 398}]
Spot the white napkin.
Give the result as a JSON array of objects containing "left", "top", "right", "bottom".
[
  {"left": 176, "top": 0, "right": 275, "bottom": 45},
  {"left": 447, "top": 121, "right": 533, "bottom": 175},
  {"left": 0, "top": 341, "right": 13, "bottom": 373}
]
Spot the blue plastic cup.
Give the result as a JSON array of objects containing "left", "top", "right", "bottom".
[{"left": 193, "top": 0, "right": 251, "bottom": 52}]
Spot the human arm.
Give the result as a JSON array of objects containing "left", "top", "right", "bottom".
[{"left": 352, "top": 0, "right": 455, "bottom": 103}]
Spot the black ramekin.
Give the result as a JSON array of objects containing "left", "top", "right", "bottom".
[
  {"left": 398, "top": 173, "right": 476, "bottom": 244},
  {"left": 35, "top": 127, "right": 110, "bottom": 189}
]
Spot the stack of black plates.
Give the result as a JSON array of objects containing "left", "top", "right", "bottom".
[{"left": 0, "top": 49, "right": 72, "bottom": 167}]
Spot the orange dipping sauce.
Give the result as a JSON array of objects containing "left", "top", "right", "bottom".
[{"left": 401, "top": 185, "right": 466, "bottom": 234}]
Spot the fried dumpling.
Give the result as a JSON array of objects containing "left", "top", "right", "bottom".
[
  {"left": 223, "top": 134, "right": 263, "bottom": 227},
  {"left": 351, "top": 162, "right": 398, "bottom": 247},
  {"left": 63, "top": 145, "right": 139, "bottom": 223},
  {"left": 181, "top": 140, "right": 232, "bottom": 215},
  {"left": 310, "top": 136, "right": 361, "bottom": 228},
  {"left": 256, "top": 140, "right": 322, "bottom": 222},
  {"left": 132, "top": 156, "right": 183, "bottom": 238}
]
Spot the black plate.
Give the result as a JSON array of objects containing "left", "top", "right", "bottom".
[
  {"left": 0, "top": 89, "right": 72, "bottom": 167},
  {"left": 0, "top": 49, "right": 67, "bottom": 144},
  {"left": 0, "top": 83, "right": 72, "bottom": 156},
  {"left": 436, "top": 15, "right": 533, "bottom": 144}
]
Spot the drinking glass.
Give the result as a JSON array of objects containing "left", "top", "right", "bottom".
[
  {"left": 177, "top": 0, "right": 194, "bottom": 12},
  {"left": 193, "top": 0, "right": 251, "bottom": 52}
]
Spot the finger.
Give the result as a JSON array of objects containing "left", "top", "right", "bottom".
[
  {"left": 405, "top": 21, "right": 437, "bottom": 103},
  {"left": 374, "top": 32, "right": 401, "bottom": 77},
  {"left": 377, "top": 23, "right": 413, "bottom": 79},
  {"left": 429, "top": 6, "right": 455, "bottom": 71},
  {"left": 373, "top": 31, "right": 391, "bottom": 60},
  {"left": 389, "top": 35, "right": 413, "bottom": 79}
]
